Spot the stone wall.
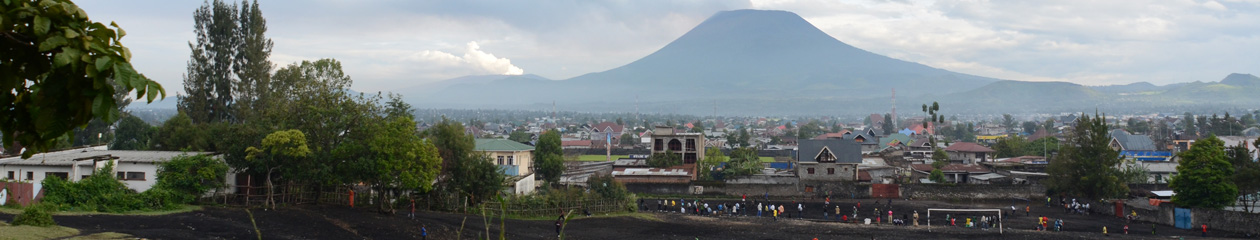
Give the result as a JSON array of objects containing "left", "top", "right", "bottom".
[
  {"left": 624, "top": 183, "right": 691, "bottom": 195},
  {"left": 1111, "top": 199, "right": 1260, "bottom": 236},
  {"left": 799, "top": 181, "right": 871, "bottom": 199},
  {"left": 901, "top": 184, "right": 1045, "bottom": 200}
]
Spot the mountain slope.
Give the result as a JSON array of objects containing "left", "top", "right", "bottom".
[{"left": 411, "top": 9, "right": 998, "bottom": 107}]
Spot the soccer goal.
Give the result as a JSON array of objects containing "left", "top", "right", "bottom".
[{"left": 926, "top": 208, "right": 1004, "bottom": 234}]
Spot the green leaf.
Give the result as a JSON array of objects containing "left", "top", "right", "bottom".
[
  {"left": 53, "top": 50, "right": 73, "bottom": 67},
  {"left": 64, "top": 29, "right": 79, "bottom": 39},
  {"left": 38, "top": 35, "right": 67, "bottom": 52},
  {"left": 112, "top": 62, "right": 130, "bottom": 88},
  {"left": 94, "top": 56, "right": 111, "bottom": 72},
  {"left": 34, "top": 16, "right": 51, "bottom": 36},
  {"left": 146, "top": 81, "right": 161, "bottom": 102},
  {"left": 116, "top": 27, "right": 125, "bottom": 39}
]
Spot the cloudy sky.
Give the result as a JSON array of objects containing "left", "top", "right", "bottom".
[{"left": 78, "top": 0, "right": 1259, "bottom": 96}]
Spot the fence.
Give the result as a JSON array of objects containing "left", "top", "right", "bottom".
[{"left": 483, "top": 199, "right": 629, "bottom": 218}]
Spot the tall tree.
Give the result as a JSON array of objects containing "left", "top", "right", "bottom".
[
  {"left": 1239, "top": 138, "right": 1260, "bottom": 212},
  {"left": 534, "top": 130, "right": 564, "bottom": 185},
  {"left": 180, "top": 0, "right": 240, "bottom": 123},
  {"left": 992, "top": 136, "right": 1027, "bottom": 158},
  {"left": 1046, "top": 112, "right": 1128, "bottom": 200},
  {"left": 1022, "top": 121, "right": 1038, "bottom": 135},
  {"left": 1183, "top": 112, "right": 1197, "bottom": 137},
  {"left": 1171, "top": 135, "right": 1237, "bottom": 209},
  {"left": 231, "top": 0, "right": 273, "bottom": 122},
  {"left": 361, "top": 116, "right": 441, "bottom": 212},
  {"left": 882, "top": 113, "right": 893, "bottom": 135},
  {"left": 1002, "top": 114, "right": 1016, "bottom": 133},
  {"left": 1, "top": 0, "right": 164, "bottom": 157},
  {"left": 244, "top": 129, "right": 311, "bottom": 209}
]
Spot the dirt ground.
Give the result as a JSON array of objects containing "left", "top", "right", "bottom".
[{"left": 0, "top": 198, "right": 1253, "bottom": 240}]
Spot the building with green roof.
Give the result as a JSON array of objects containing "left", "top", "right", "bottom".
[{"left": 475, "top": 139, "right": 536, "bottom": 194}]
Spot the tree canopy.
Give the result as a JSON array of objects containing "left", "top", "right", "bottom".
[
  {"left": 1171, "top": 135, "right": 1238, "bottom": 209},
  {"left": 535, "top": 130, "right": 564, "bottom": 184},
  {"left": 1046, "top": 112, "right": 1128, "bottom": 200},
  {"left": 1, "top": 0, "right": 165, "bottom": 157}
]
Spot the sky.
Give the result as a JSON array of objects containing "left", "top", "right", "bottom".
[{"left": 77, "top": 0, "right": 1260, "bottom": 97}]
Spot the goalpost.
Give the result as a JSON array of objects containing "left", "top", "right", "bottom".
[{"left": 927, "top": 208, "right": 1004, "bottom": 234}]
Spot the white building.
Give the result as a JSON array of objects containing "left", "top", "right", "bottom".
[{"left": 0, "top": 147, "right": 232, "bottom": 193}]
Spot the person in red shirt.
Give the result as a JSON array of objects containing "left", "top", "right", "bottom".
[{"left": 1202, "top": 224, "right": 1208, "bottom": 237}]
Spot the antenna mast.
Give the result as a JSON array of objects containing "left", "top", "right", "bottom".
[{"left": 892, "top": 88, "right": 897, "bottom": 130}]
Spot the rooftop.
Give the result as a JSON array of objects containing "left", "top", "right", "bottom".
[
  {"left": 0, "top": 148, "right": 212, "bottom": 166},
  {"left": 474, "top": 139, "right": 534, "bottom": 152}
]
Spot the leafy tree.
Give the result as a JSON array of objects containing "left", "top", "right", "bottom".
[
  {"left": 1118, "top": 161, "right": 1150, "bottom": 184},
  {"left": 932, "top": 148, "right": 949, "bottom": 166},
  {"left": 1002, "top": 114, "right": 1016, "bottom": 133},
  {"left": 508, "top": 128, "right": 532, "bottom": 144},
  {"left": 244, "top": 129, "right": 312, "bottom": 208},
  {"left": 1183, "top": 112, "right": 1197, "bottom": 137},
  {"left": 423, "top": 117, "right": 503, "bottom": 205},
  {"left": 1022, "top": 121, "right": 1038, "bottom": 135},
  {"left": 111, "top": 115, "right": 153, "bottom": 150},
  {"left": 152, "top": 112, "right": 209, "bottom": 151},
  {"left": 699, "top": 147, "right": 728, "bottom": 180},
  {"left": 71, "top": 118, "right": 113, "bottom": 147},
  {"left": 882, "top": 113, "right": 893, "bottom": 135},
  {"left": 2, "top": 0, "right": 165, "bottom": 158},
  {"left": 1126, "top": 118, "right": 1150, "bottom": 134},
  {"left": 690, "top": 122, "right": 704, "bottom": 133},
  {"left": 1043, "top": 118, "right": 1057, "bottom": 134},
  {"left": 535, "top": 130, "right": 564, "bottom": 185},
  {"left": 1237, "top": 138, "right": 1260, "bottom": 212},
  {"left": 929, "top": 169, "right": 946, "bottom": 183},
  {"left": 993, "top": 136, "right": 1027, "bottom": 158},
  {"left": 619, "top": 132, "right": 635, "bottom": 147},
  {"left": 154, "top": 154, "right": 229, "bottom": 203},
  {"left": 231, "top": 0, "right": 274, "bottom": 122},
  {"left": 1171, "top": 135, "right": 1237, "bottom": 209},
  {"left": 1023, "top": 137, "right": 1059, "bottom": 157},
  {"left": 726, "top": 147, "right": 762, "bottom": 177},
  {"left": 180, "top": 0, "right": 240, "bottom": 123},
  {"left": 361, "top": 117, "right": 441, "bottom": 212},
  {"left": 615, "top": 117, "right": 623, "bottom": 126},
  {"left": 1046, "top": 112, "right": 1128, "bottom": 200},
  {"left": 383, "top": 93, "right": 413, "bottom": 120},
  {"left": 737, "top": 126, "right": 751, "bottom": 147},
  {"left": 1242, "top": 113, "right": 1256, "bottom": 127},
  {"left": 647, "top": 150, "right": 682, "bottom": 168}
]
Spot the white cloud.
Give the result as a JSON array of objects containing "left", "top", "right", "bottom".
[{"left": 413, "top": 42, "right": 524, "bottom": 76}]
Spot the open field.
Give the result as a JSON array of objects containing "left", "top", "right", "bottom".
[{"left": 1, "top": 198, "right": 1250, "bottom": 239}]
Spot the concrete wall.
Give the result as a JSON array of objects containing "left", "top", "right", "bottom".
[
  {"left": 797, "top": 162, "right": 857, "bottom": 181},
  {"left": 114, "top": 161, "right": 159, "bottom": 192},
  {"left": 799, "top": 181, "right": 871, "bottom": 199},
  {"left": 901, "top": 184, "right": 1045, "bottom": 200},
  {"left": 624, "top": 183, "right": 691, "bottom": 195}
]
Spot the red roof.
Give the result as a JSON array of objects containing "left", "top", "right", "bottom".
[
  {"left": 910, "top": 164, "right": 990, "bottom": 173},
  {"left": 591, "top": 122, "right": 624, "bottom": 134},
  {"left": 812, "top": 130, "right": 852, "bottom": 140},
  {"left": 857, "top": 170, "right": 872, "bottom": 181},
  {"left": 944, "top": 142, "right": 995, "bottom": 153}
]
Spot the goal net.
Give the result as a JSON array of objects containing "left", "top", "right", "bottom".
[{"left": 926, "top": 208, "right": 1004, "bottom": 234}]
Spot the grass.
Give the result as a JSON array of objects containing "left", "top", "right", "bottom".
[
  {"left": 0, "top": 223, "right": 80, "bottom": 240},
  {"left": 0, "top": 205, "right": 202, "bottom": 216},
  {"left": 66, "top": 232, "right": 134, "bottom": 240}
]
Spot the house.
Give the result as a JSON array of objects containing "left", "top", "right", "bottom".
[
  {"left": 1109, "top": 129, "right": 1156, "bottom": 151},
  {"left": 796, "top": 139, "right": 862, "bottom": 181},
  {"left": 474, "top": 139, "right": 536, "bottom": 194},
  {"left": 589, "top": 122, "right": 624, "bottom": 147},
  {"left": 905, "top": 137, "right": 935, "bottom": 160},
  {"left": 943, "top": 142, "right": 995, "bottom": 164},
  {"left": 878, "top": 133, "right": 911, "bottom": 152},
  {"left": 0, "top": 146, "right": 231, "bottom": 193},
  {"left": 910, "top": 164, "right": 991, "bottom": 184},
  {"left": 649, "top": 126, "right": 706, "bottom": 180}
]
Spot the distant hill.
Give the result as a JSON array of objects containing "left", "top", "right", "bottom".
[{"left": 1090, "top": 82, "right": 1163, "bottom": 94}]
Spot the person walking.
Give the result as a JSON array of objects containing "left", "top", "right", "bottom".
[
  {"left": 1103, "top": 226, "right": 1108, "bottom": 236},
  {"left": 1025, "top": 205, "right": 1030, "bottom": 216},
  {"left": 1124, "top": 224, "right": 1129, "bottom": 234},
  {"left": 1202, "top": 224, "right": 1208, "bottom": 237},
  {"left": 913, "top": 211, "right": 919, "bottom": 227},
  {"left": 797, "top": 203, "right": 804, "bottom": 219}
]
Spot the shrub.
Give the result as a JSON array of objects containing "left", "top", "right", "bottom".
[
  {"left": 152, "top": 154, "right": 229, "bottom": 203},
  {"left": 12, "top": 204, "right": 55, "bottom": 227}
]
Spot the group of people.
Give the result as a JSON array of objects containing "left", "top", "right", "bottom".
[
  {"left": 940, "top": 213, "right": 1000, "bottom": 230},
  {"left": 1060, "top": 197, "right": 1090, "bottom": 215}
]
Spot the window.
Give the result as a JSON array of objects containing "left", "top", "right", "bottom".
[
  {"left": 654, "top": 139, "right": 664, "bottom": 151},
  {"left": 116, "top": 171, "right": 146, "bottom": 181},
  {"left": 45, "top": 172, "right": 68, "bottom": 180},
  {"left": 686, "top": 139, "right": 696, "bottom": 151},
  {"left": 507, "top": 156, "right": 514, "bottom": 165},
  {"left": 497, "top": 156, "right": 504, "bottom": 165},
  {"left": 25, "top": 171, "right": 33, "bottom": 180},
  {"left": 807, "top": 168, "right": 815, "bottom": 174},
  {"left": 827, "top": 168, "right": 835, "bottom": 175},
  {"left": 5, "top": 171, "right": 12, "bottom": 180}
]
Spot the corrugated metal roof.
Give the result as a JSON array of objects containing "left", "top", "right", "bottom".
[
  {"left": 474, "top": 139, "right": 534, "bottom": 151},
  {"left": 0, "top": 148, "right": 211, "bottom": 166}
]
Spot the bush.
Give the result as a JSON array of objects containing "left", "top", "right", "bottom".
[
  {"left": 39, "top": 161, "right": 183, "bottom": 212},
  {"left": 12, "top": 204, "right": 55, "bottom": 227},
  {"left": 152, "top": 154, "right": 229, "bottom": 203}
]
